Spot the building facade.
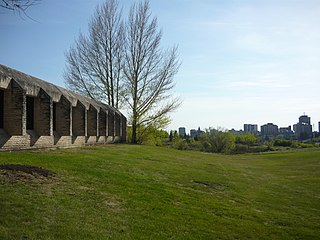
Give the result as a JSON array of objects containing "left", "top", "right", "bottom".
[
  {"left": 0, "top": 64, "right": 126, "bottom": 150},
  {"left": 190, "top": 127, "right": 204, "bottom": 138},
  {"left": 178, "top": 127, "right": 186, "bottom": 137},
  {"left": 261, "top": 123, "right": 278, "bottom": 136},
  {"left": 293, "top": 115, "right": 312, "bottom": 140},
  {"left": 243, "top": 124, "right": 258, "bottom": 134}
]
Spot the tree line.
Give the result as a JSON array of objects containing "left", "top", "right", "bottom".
[{"left": 133, "top": 126, "right": 319, "bottom": 154}]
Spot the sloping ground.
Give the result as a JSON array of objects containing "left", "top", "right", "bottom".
[{"left": 0, "top": 145, "right": 319, "bottom": 239}]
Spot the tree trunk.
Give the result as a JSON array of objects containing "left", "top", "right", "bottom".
[{"left": 131, "top": 120, "right": 137, "bottom": 144}]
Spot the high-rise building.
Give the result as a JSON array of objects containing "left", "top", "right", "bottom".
[
  {"left": 178, "top": 127, "right": 186, "bottom": 137},
  {"left": 279, "top": 126, "right": 294, "bottom": 139},
  {"left": 293, "top": 114, "right": 312, "bottom": 140},
  {"left": 279, "top": 126, "right": 292, "bottom": 134},
  {"left": 261, "top": 123, "right": 278, "bottom": 136},
  {"left": 190, "top": 129, "right": 197, "bottom": 138},
  {"left": 244, "top": 124, "right": 258, "bottom": 134},
  {"left": 190, "top": 127, "right": 204, "bottom": 138},
  {"left": 299, "top": 115, "right": 311, "bottom": 125}
]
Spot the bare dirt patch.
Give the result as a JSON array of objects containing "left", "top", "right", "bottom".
[
  {"left": 0, "top": 164, "right": 53, "bottom": 183},
  {"left": 193, "top": 180, "right": 226, "bottom": 191},
  {"left": 0, "top": 164, "right": 51, "bottom": 177}
]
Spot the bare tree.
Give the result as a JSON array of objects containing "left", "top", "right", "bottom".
[
  {"left": 64, "top": 0, "right": 181, "bottom": 143},
  {"left": 123, "top": 0, "right": 180, "bottom": 143},
  {"left": 0, "top": 0, "right": 41, "bottom": 18},
  {"left": 64, "top": 0, "right": 124, "bottom": 108}
]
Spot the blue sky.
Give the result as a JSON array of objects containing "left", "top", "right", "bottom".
[{"left": 1, "top": 0, "right": 320, "bottom": 132}]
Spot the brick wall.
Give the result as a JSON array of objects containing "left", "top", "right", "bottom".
[
  {"left": 72, "top": 136, "right": 86, "bottom": 145},
  {"left": 98, "top": 110, "right": 107, "bottom": 137},
  {"left": 87, "top": 105, "right": 97, "bottom": 136},
  {"left": 3, "top": 81, "right": 25, "bottom": 135},
  {"left": 34, "top": 89, "right": 51, "bottom": 136},
  {"left": 1, "top": 135, "right": 30, "bottom": 149},
  {"left": 72, "top": 102, "right": 85, "bottom": 136},
  {"left": 33, "top": 136, "right": 54, "bottom": 147},
  {"left": 0, "top": 65, "right": 127, "bottom": 150},
  {"left": 55, "top": 96, "right": 71, "bottom": 136},
  {"left": 108, "top": 110, "right": 115, "bottom": 136},
  {"left": 115, "top": 112, "right": 121, "bottom": 137}
]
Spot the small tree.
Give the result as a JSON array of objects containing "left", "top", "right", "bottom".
[
  {"left": 199, "top": 128, "right": 235, "bottom": 153},
  {"left": 123, "top": 0, "right": 180, "bottom": 143}
]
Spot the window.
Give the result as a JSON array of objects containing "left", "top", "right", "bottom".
[
  {"left": 0, "top": 90, "right": 3, "bottom": 128},
  {"left": 53, "top": 102, "right": 57, "bottom": 131},
  {"left": 26, "top": 96, "right": 34, "bottom": 130}
]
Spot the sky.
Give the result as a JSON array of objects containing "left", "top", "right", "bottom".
[{"left": 1, "top": 0, "right": 320, "bottom": 133}]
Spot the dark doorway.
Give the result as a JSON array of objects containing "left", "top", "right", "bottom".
[
  {"left": 26, "top": 96, "right": 34, "bottom": 130},
  {"left": 0, "top": 90, "right": 3, "bottom": 128},
  {"left": 53, "top": 102, "right": 57, "bottom": 131}
]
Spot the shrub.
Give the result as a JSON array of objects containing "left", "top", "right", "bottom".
[
  {"left": 172, "top": 138, "right": 189, "bottom": 150},
  {"left": 199, "top": 128, "right": 235, "bottom": 154},
  {"left": 235, "top": 133, "right": 258, "bottom": 145},
  {"left": 232, "top": 144, "right": 249, "bottom": 154},
  {"left": 273, "top": 139, "right": 292, "bottom": 147}
]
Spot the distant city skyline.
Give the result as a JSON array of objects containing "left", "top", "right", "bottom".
[
  {"left": 1, "top": 0, "right": 319, "bottom": 130},
  {"left": 178, "top": 114, "right": 320, "bottom": 134}
]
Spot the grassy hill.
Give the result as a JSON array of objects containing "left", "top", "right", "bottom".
[{"left": 0, "top": 145, "right": 319, "bottom": 239}]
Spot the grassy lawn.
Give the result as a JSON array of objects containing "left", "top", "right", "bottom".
[{"left": 0, "top": 145, "right": 319, "bottom": 239}]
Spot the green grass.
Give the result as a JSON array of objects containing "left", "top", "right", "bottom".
[{"left": 0, "top": 145, "right": 319, "bottom": 239}]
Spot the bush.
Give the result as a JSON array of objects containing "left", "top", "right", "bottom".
[
  {"left": 273, "top": 139, "right": 292, "bottom": 147},
  {"left": 172, "top": 138, "right": 189, "bottom": 150},
  {"left": 199, "top": 128, "right": 235, "bottom": 154},
  {"left": 187, "top": 139, "right": 203, "bottom": 151},
  {"left": 126, "top": 126, "right": 169, "bottom": 146},
  {"left": 232, "top": 144, "right": 249, "bottom": 154},
  {"left": 235, "top": 133, "right": 258, "bottom": 145}
]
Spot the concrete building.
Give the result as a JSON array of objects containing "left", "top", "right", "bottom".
[
  {"left": 190, "top": 127, "right": 204, "bottom": 138},
  {"left": 190, "top": 129, "right": 197, "bottom": 138},
  {"left": 261, "top": 123, "right": 278, "bottom": 136},
  {"left": 243, "top": 124, "right": 258, "bottom": 134},
  {"left": 0, "top": 64, "right": 126, "bottom": 150},
  {"left": 279, "top": 126, "right": 292, "bottom": 134},
  {"left": 293, "top": 114, "right": 312, "bottom": 140},
  {"left": 178, "top": 127, "right": 186, "bottom": 137},
  {"left": 229, "top": 129, "right": 243, "bottom": 135},
  {"left": 279, "top": 126, "right": 294, "bottom": 139}
]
